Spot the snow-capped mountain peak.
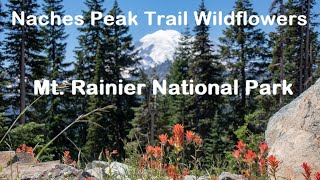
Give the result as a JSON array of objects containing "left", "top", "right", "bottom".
[{"left": 135, "top": 30, "right": 182, "bottom": 69}]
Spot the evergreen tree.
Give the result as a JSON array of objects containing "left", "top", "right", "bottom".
[
  {"left": 129, "top": 71, "right": 162, "bottom": 145},
  {"left": 164, "top": 28, "right": 193, "bottom": 129},
  {"left": 298, "top": 0, "right": 315, "bottom": 91},
  {"left": 75, "top": 0, "right": 106, "bottom": 83},
  {"left": 41, "top": 0, "right": 74, "bottom": 157},
  {"left": 84, "top": 44, "right": 112, "bottom": 158},
  {"left": 0, "top": 2, "right": 5, "bottom": 65},
  {"left": 73, "top": 0, "right": 107, "bottom": 153},
  {"left": 219, "top": 0, "right": 270, "bottom": 127},
  {"left": 294, "top": 0, "right": 319, "bottom": 92},
  {"left": 0, "top": 2, "right": 6, "bottom": 98},
  {"left": 189, "top": 1, "right": 225, "bottom": 162},
  {"left": 5, "top": 0, "right": 47, "bottom": 123},
  {"left": 0, "top": 2, "right": 7, "bottom": 128},
  {"left": 203, "top": 112, "right": 230, "bottom": 165},
  {"left": 269, "top": 0, "right": 285, "bottom": 105},
  {"left": 269, "top": 0, "right": 319, "bottom": 102},
  {"left": 85, "top": 1, "right": 140, "bottom": 158}
]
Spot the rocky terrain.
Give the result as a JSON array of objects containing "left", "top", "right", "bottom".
[
  {"left": 266, "top": 79, "right": 320, "bottom": 179},
  {"left": 0, "top": 153, "right": 243, "bottom": 180}
]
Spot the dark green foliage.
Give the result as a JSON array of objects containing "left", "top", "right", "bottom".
[
  {"left": 203, "top": 112, "right": 233, "bottom": 166},
  {"left": 270, "top": 0, "right": 319, "bottom": 99},
  {"left": 219, "top": 0, "right": 270, "bottom": 127},
  {"left": 0, "top": 2, "right": 7, "bottom": 118},
  {"left": 234, "top": 113, "right": 264, "bottom": 151},
  {"left": 189, "top": 1, "right": 225, "bottom": 163},
  {"left": 165, "top": 28, "right": 193, "bottom": 129},
  {"left": 71, "top": 0, "right": 108, "bottom": 158},
  {"left": 0, "top": 122, "right": 46, "bottom": 151},
  {"left": 75, "top": 0, "right": 106, "bottom": 82},
  {"left": 129, "top": 71, "right": 161, "bottom": 145},
  {"left": 84, "top": 1, "right": 140, "bottom": 159},
  {"left": 84, "top": 45, "right": 111, "bottom": 158},
  {"left": 42, "top": 0, "right": 70, "bottom": 82},
  {"left": 41, "top": 0, "right": 73, "bottom": 158},
  {"left": 0, "top": 2, "right": 5, "bottom": 64},
  {"left": 4, "top": 0, "right": 47, "bottom": 122}
]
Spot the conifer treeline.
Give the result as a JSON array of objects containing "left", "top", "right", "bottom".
[{"left": 0, "top": 0, "right": 319, "bottom": 165}]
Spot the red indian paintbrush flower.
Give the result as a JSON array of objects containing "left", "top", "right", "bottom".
[
  {"left": 64, "top": 151, "right": 70, "bottom": 158},
  {"left": 173, "top": 124, "right": 184, "bottom": 143},
  {"left": 167, "top": 165, "right": 178, "bottom": 179},
  {"left": 21, "top": 144, "right": 27, "bottom": 152},
  {"left": 63, "top": 150, "right": 73, "bottom": 165},
  {"left": 142, "top": 154, "right": 148, "bottom": 161},
  {"left": 259, "top": 142, "right": 268, "bottom": 155},
  {"left": 233, "top": 149, "right": 240, "bottom": 160},
  {"left": 26, "top": 147, "right": 33, "bottom": 154},
  {"left": 168, "top": 137, "right": 174, "bottom": 146},
  {"left": 152, "top": 146, "right": 162, "bottom": 158},
  {"left": 301, "top": 162, "right": 312, "bottom": 180},
  {"left": 314, "top": 172, "right": 320, "bottom": 180},
  {"left": 193, "top": 135, "right": 203, "bottom": 145},
  {"left": 146, "top": 145, "right": 154, "bottom": 154},
  {"left": 16, "top": 148, "right": 21, "bottom": 153},
  {"left": 159, "top": 134, "right": 168, "bottom": 145},
  {"left": 185, "top": 130, "right": 195, "bottom": 142},
  {"left": 63, "top": 151, "right": 72, "bottom": 164},
  {"left": 258, "top": 158, "right": 267, "bottom": 175},
  {"left": 182, "top": 168, "right": 189, "bottom": 176},
  {"left": 236, "top": 141, "right": 246, "bottom": 152},
  {"left": 267, "top": 155, "right": 280, "bottom": 175},
  {"left": 244, "top": 150, "right": 257, "bottom": 163},
  {"left": 173, "top": 124, "right": 184, "bottom": 136}
]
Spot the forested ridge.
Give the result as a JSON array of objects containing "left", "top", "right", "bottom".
[{"left": 0, "top": 0, "right": 319, "bottom": 168}]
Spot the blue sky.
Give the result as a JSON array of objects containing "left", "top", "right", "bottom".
[
  {"left": 57, "top": 0, "right": 275, "bottom": 62},
  {"left": 1, "top": 0, "right": 319, "bottom": 63},
  {"left": 60, "top": 0, "right": 275, "bottom": 40}
]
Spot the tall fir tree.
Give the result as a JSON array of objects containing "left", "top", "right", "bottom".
[
  {"left": 164, "top": 28, "right": 193, "bottom": 129},
  {"left": 5, "top": 0, "right": 47, "bottom": 124},
  {"left": 189, "top": 1, "right": 225, "bottom": 161},
  {"left": 73, "top": 0, "right": 107, "bottom": 120},
  {"left": 84, "top": 44, "right": 112, "bottom": 158},
  {"left": 129, "top": 71, "right": 150, "bottom": 141},
  {"left": 0, "top": 2, "right": 7, "bottom": 127},
  {"left": 269, "top": 0, "right": 285, "bottom": 105},
  {"left": 72, "top": 0, "right": 107, "bottom": 152},
  {"left": 41, "top": 0, "right": 74, "bottom": 157},
  {"left": 130, "top": 70, "right": 181, "bottom": 147},
  {"left": 85, "top": 1, "right": 140, "bottom": 158},
  {"left": 219, "top": 0, "right": 270, "bottom": 128},
  {"left": 269, "top": 0, "right": 319, "bottom": 103},
  {"left": 298, "top": 0, "right": 316, "bottom": 91},
  {"left": 0, "top": 2, "right": 5, "bottom": 67},
  {"left": 75, "top": 0, "right": 106, "bottom": 83}
]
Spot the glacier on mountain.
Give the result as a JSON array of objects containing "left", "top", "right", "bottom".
[{"left": 135, "top": 29, "right": 181, "bottom": 70}]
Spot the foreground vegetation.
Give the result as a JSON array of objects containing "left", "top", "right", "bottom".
[{"left": 1, "top": 121, "right": 320, "bottom": 180}]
